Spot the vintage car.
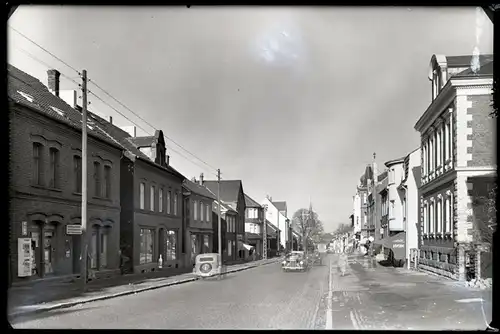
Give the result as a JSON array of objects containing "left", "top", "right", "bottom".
[
  {"left": 194, "top": 253, "right": 225, "bottom": 279},
  {"left": 282, "top": 251, "right": 308, "bottom": 272}
]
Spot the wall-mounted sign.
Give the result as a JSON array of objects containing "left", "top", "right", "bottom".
[
  {"left": 66, "top": 225, "right": 82, "bottom": 235},
  {"left": 18, "top": 238, "right": 32, "bottom": 277},
  {"left": 21, "top": 221, "right": 28, "bottom": 236}
]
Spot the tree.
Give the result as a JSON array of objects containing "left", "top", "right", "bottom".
[
  {"left": 292, "top": 206, "right": 324, "bottom": 254},
  {"left": 334, "top": 223, "right": 352, "bottom": 235}
]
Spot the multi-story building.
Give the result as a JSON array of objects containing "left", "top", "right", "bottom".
[
  {"left": 398, "top": 148, "right": 422, "bottom": 268},
  {"left": 261, "top": 196, "right": 289, "bottom": 251},
  {"left": 204, "top": 180, "right": 246, "bottom": 260},
  {"left": 244, "top": 193, "right": 265, "bottom": 257},
  {"left": 357, "top": 165, "right": 373, "bottom": 239},
  {"left": 182, "top": 174, "right": 216, "bottom": 266},
  {"left": 212, "top": 199, "right": 238, "bottom": 262},
  {"left": 8, "top": 65, "right": 124, "bottom": 284},
  {"left": 414, "top": 54, "right": 495, "bottom": 280}
]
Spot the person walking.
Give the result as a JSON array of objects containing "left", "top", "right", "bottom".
[{"left": 338, "top": 249, "right": 348, "bottom": 276}]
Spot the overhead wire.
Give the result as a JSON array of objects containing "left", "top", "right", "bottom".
[{"left": 9, "top": 25, "right": 221, "bottom": 178}]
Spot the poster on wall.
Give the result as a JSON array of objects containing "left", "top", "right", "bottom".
[{"left": 18, "top": 238, "right": 32, "bottom": 277}]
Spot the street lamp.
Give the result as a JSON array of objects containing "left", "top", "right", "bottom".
[{"left": 262, "top": 204, "right": 268, "bottom": 260}]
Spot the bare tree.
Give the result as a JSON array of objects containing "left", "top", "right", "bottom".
[{"left": 292, "top": 206, "right": 324, "bottom": 254}]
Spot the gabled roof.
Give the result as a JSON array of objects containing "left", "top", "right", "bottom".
[
  {"left": 272, "top": 201, "right": 287, "bottom": 212},
  {"left": 7, "top": 64, "right": 122, "bottom": 150},
  {"left": 212, "top": 200, "right": 237, "bottom": 215},
  {"left": 204, "top": 180, "right": 243, "bottom": 205},
  {"left": 244, "top": 193, "right": 262, "bottom": 208},
  {"left": 183, "top": 179, "right": 216, "bottom": 200}
]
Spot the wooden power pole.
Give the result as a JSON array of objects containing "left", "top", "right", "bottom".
[
  {"left": 80, "top": 70, "right": 88, "bottom": 291},
  {"left": 262, "top": 204, "right": 268, "bottom": 260}
]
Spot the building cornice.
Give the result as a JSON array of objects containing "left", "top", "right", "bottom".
[{"left": 414, "top": 77, "right": 493, "bottom": 133}]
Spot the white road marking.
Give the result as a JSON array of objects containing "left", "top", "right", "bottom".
[{"left": 325, "top": 256, "right": 333, "bottom": 329}]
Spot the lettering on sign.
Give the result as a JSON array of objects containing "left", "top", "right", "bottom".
[
  {"left": 393, "top": 244, "right": 405, "bottom": 248},
  {"left": 66, "top": 224, "right": 82, "bottom": 235},
  {"left": 22, "top": 221, "right": 28, "bottom": 236}
]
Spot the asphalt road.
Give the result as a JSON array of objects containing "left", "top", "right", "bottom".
[
  {"left": 11, "top": 257, "right": 332, "bottom": 329},
  {"left": 328, "top": 254, "right": 493, "bottom": 331}
]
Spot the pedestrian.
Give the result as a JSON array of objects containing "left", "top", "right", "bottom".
[{"left": 338, "top": 250, "right": 348, "bottom": 276}]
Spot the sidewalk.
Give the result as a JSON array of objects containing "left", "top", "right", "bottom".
[{"left": 8, "top": 257, "right": 283, "bottom": 320}]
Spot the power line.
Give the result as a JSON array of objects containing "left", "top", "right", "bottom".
[
  {"left": 9, "top": 26, "right": 221, "bottom": 177},
  {"left": 9, "top": 25, "right": 80, "bottom": 75},
  {"left": 88, "top": 80, "right": 218, "bottom": 171}
]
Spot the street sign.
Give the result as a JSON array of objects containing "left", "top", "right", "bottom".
[{"left": 66, "top": 224, "right": 82, "bottom": 235}]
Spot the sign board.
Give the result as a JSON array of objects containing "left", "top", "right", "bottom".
[
  {"left": 21, "top": 221, "right": 28, "bottom": 236},
  {"left": 66, "top": 224, "right": 82, "bottom": 235},
  {"left": 18, "top": 238, "right": 32, "bottom": 277}
]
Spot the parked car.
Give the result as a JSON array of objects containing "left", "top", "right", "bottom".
[{"left": 282, "top": 251, "right": 308, "bottom": 272}]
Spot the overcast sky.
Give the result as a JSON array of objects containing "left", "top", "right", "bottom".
[{"left": 8, "top": 6, "right": 493, "bottom": 232}]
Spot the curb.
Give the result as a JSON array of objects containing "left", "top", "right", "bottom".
[{"left": 9, "top": 258, "right": 282, "bottom": 320}]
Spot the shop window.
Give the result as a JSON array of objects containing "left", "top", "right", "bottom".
[
  {"left": 166, "top": 230, "right": 177, "bottom": 260},
  {"left": 140, "top": 228, "right": 155, "bottom": 264},
  {"left": 90, "top": 229, "right": 98, "bottom": 269},
  {"left": 203, "top": 235, "right": 210, "bottom": 253},
  {"left": 191, "top": 234, "right": 198, "bottom": 262},
  {"left": 43, "top": 228, "right": 55, "bottom": 275},
  {"left": 30, "top": 229, "right": 40, "bottom": 277}
]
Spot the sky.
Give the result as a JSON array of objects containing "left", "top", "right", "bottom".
[{"left": 8, "top": 6, "right": 493, "bottom": 233}]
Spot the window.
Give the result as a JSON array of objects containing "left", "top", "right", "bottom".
[
  {"left": 91, "top": 230, "right": 98, "bottom": 269},
  {"left": 166, "top": 230, "right": 177, "bottom": 260},
  {"left": 423, "top": 203, "right": 428, "bottom": 234},
  {"left": 228, "top": 240, "right": 232, "bottom": 256},
  {"left": 447, "top": 119, "right": 452, "bottom": 163},
  {"left": 422, "top": 144, "right": 427, "bottom": 176},
  {"left": 100, "top": 230, "right": 108, "bottom": 268},
  {"left": 49, "top": 148, "right": 60, "bottom": 188},
  {"left": 139, "top": 182, "right": 145, "bottom": 209},
  {"left": 429, "top": 201, "right": 435, "bottom": 234},
  {"left": 159, "top": 189, "right": 164, "bottom": 212},
  {"left": 33, "top": 143, "right": 43, "bottom": 186},
  {"left": 437, "top": 129, "right": 441, "bottom": 167},
  {"left": 193, "top": 200, "right": 198, "bottom": 220},
  {"left": 200, "top": 201, "right": 204, "bottom": 221},
  {"left": 437, "top": 197, "right": 442, "bottom": 233},
  {"left": 445, "top": 192, "right": 453, "bottom": 234},
  {"left": 94, "top": 162, "right": 101, "bottom": 197},
  {"left": 227, "top": 218, "right": 230, "bottom": 232},
  {"left": 74, "top": 156, "right": 82, "bottom": 193},
  {"left": 426, "top": 138, "right": 431, "bottom": 175},
  {"left": 203, "top": 235, "right": 210, "bottom": 253},
  {"left": 104, "top": 166, "right": 111, "bottom": 198},
  {"left": 150, "top": 186, "right": 155, "bottom": 211},
  {"left": 140, "top": 228, "right": 155, "bottom": 264},
  {"left": 167, "top": 191, "right": 172, "bottom": 214},
  {"left": 206, "top": 205, "right": 210, "bottom": 222},
  {"left": 429, "top": 137, "right": 434, "bottom": 173},
  {"left": 389, "top": 200, "right": 395, "bottom": 219},
  {"left": 173, "top": 193, "right": 178, "bottom": 215}
]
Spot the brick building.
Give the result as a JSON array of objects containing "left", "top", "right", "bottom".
[
  {"left": 414, "top": 54, "right": 495, "bottom": 280},
  {"left": 182, "top": 174, "right": 216, "bottom": 267},
  {"left": 86, "top": 117, "right": 186, "bottom": 274},
  {"left": 8, "top": 65, "right": 123, "bottom": 284},
  {"left": 204, "top": 180, "right": 246, "bottom": 260}
]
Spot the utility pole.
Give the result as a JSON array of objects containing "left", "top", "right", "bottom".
[
  {"left": 217, "top": 169, "right": 222, "bottom": 279},
  {"left": 277, "top": 212, "right": 280, "bottom": 256},
  {"left": 262, "top": 204, "right": 268, "bottom": 260},
  {"left": 80, "top": 70, "right": 88, "bottom": 291}
]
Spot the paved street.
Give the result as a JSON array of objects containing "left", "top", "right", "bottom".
[
  {"left": 10, "top": 254, "right": 493, "bottom": 330},
  {"left": 10, "top": 259, "right": 330, "bottom": 329},
  {"left": 328, "top": 254, "right": 493, "bottom": 331}
]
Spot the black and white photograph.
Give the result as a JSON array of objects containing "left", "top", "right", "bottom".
[{"left": 7, "top": 5, "right": 496, "bottom": 330}]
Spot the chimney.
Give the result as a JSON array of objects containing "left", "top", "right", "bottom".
[
  {"left": 166, "top": 155, "right": 170, "bottom": 166},
  {"left": 47, "top": 69, "right": 61, "bottom": 97},
  {"left": 109, "top": 116, "right": 113, "bottom": 124},
  {"left": 199, "top": 173, "right": 204, "bottom": 185}
]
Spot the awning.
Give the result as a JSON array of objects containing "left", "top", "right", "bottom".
[{"left": 238, "top": 241, "right": 254, "bottom": 251}]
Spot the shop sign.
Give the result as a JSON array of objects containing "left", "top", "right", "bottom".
[
  {"left": 393, "top": 238, "right": 405, "bottom": 248},
  {"left": 66, "top": 224, "right": 82, "bottom": 235},
  {"left": 18, "top": 238, "right": 32, "bottom": 277}
]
